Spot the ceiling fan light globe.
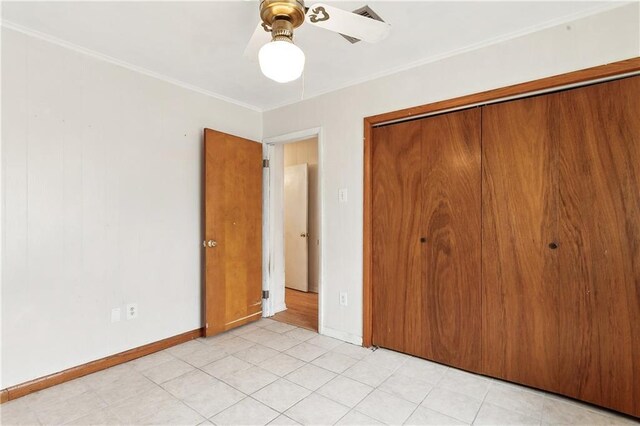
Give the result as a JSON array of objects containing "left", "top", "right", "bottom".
[{"left": 259, "top": 40, "right": 305, "bottom": 83}]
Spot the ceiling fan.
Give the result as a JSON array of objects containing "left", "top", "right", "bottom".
[{"left": 245, "top": 0, "right": 391, "bottom": 83}]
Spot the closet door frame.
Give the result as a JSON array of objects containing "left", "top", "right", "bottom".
[{"left": 363, "top": 56, "right": 640, "bottom": 348}]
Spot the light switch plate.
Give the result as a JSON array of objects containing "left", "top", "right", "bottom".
[
  {"left": 111, "top": 308, "right": 121, "bottom": 323},
  {"left": 338, "top": 188, "right": 348, "bottom": 203}
]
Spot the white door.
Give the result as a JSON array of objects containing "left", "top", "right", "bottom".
[{"left": 284, "top": 164, "right": 309, "bottom": 291}]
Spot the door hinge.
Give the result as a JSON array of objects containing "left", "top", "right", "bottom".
[
  {"left": 263, "top": 159, "right": 270, "bottom": 168},
  {"left": 262, "top": 290, "right": 270, "bottom": 299}
]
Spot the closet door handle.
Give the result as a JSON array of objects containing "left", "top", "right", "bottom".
[
  {"left": 548, "top": 242, "right": 558, "bottom": 250},
  {"left": 420, "top": 237, "right": 427, "bottom": 243}
]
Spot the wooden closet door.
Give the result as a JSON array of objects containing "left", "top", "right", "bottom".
[
  {"left": 371, "top": 120, "right": 424, "bottom": 354},
  {"left": 556, "top": 76, "right": 640, "bottom": 417},
  {"left": 482, "top": 94, "right": 564, "bottom": 391},
  {"left": 420, "top": 109, "right": 481, "bottom": 371}
]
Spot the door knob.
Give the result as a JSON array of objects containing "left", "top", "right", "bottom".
[
  {"left": 548, "top": 242, "right": 558, "bottom": 250},
  {"left": 300, "top": 233, "right": 307, "bottom": 238},
  {"left": 203, "top": 240, "right": 217, "bottom": 248}
]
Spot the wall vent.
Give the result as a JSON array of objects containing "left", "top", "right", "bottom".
[{"left": 340, "top": 5, "right": 385, "bottom": 44}]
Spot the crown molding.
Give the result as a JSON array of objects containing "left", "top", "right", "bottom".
[
  {"left": 1, "top": 19, "right": 263, "bottom": 113},
  {"left": 262, "top": 1, "right": 633, "bottom": 112},
  {"left": 2, "top": 1, "right": 633, "bottom": 114}
]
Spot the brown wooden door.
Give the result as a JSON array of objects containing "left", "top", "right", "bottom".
[
  {"left": 556, "top": 76, "right": 640, "bottom": 416},
  {"left": 372, "top": 110, "right": 482, "bottom": 370},
  {"left": 204, "top": 128, "right": 263, "bottom": 337},
  {"left": 371, "top": 120, "right": 424, "bottom": 355},
  {"left": 420, "top": 109, "right": 482, "bottom": 372},
  {"left": 482, "top": 76, "right": 640, "bottom": 417},
  {"left": 482, "top": 93, "right": 564, "bottom": 391}
]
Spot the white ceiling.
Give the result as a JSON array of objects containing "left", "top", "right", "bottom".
[{"left": 1, "top": 1, "right": 623, "bottom": 110}]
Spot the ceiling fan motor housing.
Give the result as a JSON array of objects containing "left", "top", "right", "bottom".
[{"left": 260, "top": 0, "right": 306, "bottom": 30}]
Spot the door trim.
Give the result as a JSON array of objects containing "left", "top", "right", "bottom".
[
  {"left": 362, "top": 56, "right": 640, "bottom": 347},
  {"left": 262, "top": 127, "right": 324, "bottom": 333}
]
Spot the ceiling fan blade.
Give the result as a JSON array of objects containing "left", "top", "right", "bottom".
[
  {"left": 305, "top": 3, "right": 391, "bottom": 43},
  {"left": 244, "top": 23, "right": 272, "bottom": 61}
]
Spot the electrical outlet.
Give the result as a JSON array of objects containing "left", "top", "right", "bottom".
[
  {"left": 338, "top": 188, "right": 348, "bottom": 203},
  {"left": 111, "top": 308, "right": 121, "bottom": 323},
  {"left": 339, "top": 292, "right": 348, "bottom": 306},
  {"left": 126, "top": 303, "right": 138, "bottom": 320}
]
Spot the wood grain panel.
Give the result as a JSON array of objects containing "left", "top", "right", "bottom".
[
  {"left": 272, "top": 288, "right": 318, "bottom": 331},
  {"left": 481, "top": 93, "right": 562, "bottom": 390},
  {"left": 556, "top": 76, "right": 640, "bottom": 417},
  {"left": 364, "top": 59, "right": 640, "bottom": 416},
  {"left": 364, "top": 58, "right": 640, "bottom": 350},
  {"left": 204, "top": 129, "right": 263, "bottom": 336},
  {"left": 371, "top": 120, "right": 423, "bottom": 353},
  {"left": 420, "top": 108, "right": 482, "bottom": 372}
]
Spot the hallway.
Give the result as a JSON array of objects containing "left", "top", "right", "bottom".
[{"left": 273, "top": 289, "right": 318, "bottom": 331}]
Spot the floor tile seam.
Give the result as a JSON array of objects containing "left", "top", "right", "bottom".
[
  {"left": 283, "top": 390, "right": 351, "bottom": 425},
  {"left": 355, "top": 386, "right": 419, "bottom": 425},
  {"left": 134, "top": 397, "right": 205, "bottom": 425},
  {"left": 470, "top": 379, "right": 491, "bottom": 426},
  {"left": 484, "top": 381, "right": 545, "bottom": 420},
  {"left": 207, "top": 394, "right": 294, "bottom": 422},
  {"left": 320, "top": 372, "right": 378, "bottom": 409},
  {"left": 159, "top": 359, "right": 249, "bottom": 403}
]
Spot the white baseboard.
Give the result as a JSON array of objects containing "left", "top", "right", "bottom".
[{"left": 319, "top": 326, "right": 363, "bottom": 346}]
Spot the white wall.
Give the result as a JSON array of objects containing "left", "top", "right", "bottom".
[
  {"left": 1, "top": 27, "right": 261, "bottom": 388},
  {"left": 262, "top": 4, "right": 640, "bottom": 344},
  {"left": 2, "top": 2, "right": 639, "bottom": 389},
  {"left": 284, "top": 138, "right": 320, "bottom": 293}
]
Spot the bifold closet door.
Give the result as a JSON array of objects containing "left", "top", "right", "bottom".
[
  {"left": 420, "top": 109, "right": 482, "bottom": 372},
  {"left": 482, "top": 76, "right": 640, "bottom": 417},
  {"left": 556, "top": 76, "right": 640, "bottom": 416},
  {"left": 482, "top": 93, "right": 567, "bottom": 391},
  {"left": 372, "top": 111, "right": 481, "bottom": 369},
  {"left": 372, "top": 120, "right": 424, "bottom": 355}
]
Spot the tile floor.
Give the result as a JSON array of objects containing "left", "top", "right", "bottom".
[{"left": 1, "top": 318, "right": 637, "bottom": 425}]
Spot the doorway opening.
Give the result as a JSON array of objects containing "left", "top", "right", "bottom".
[{"left": 263, "top": 128, "right": 322, "bottom": 332}]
